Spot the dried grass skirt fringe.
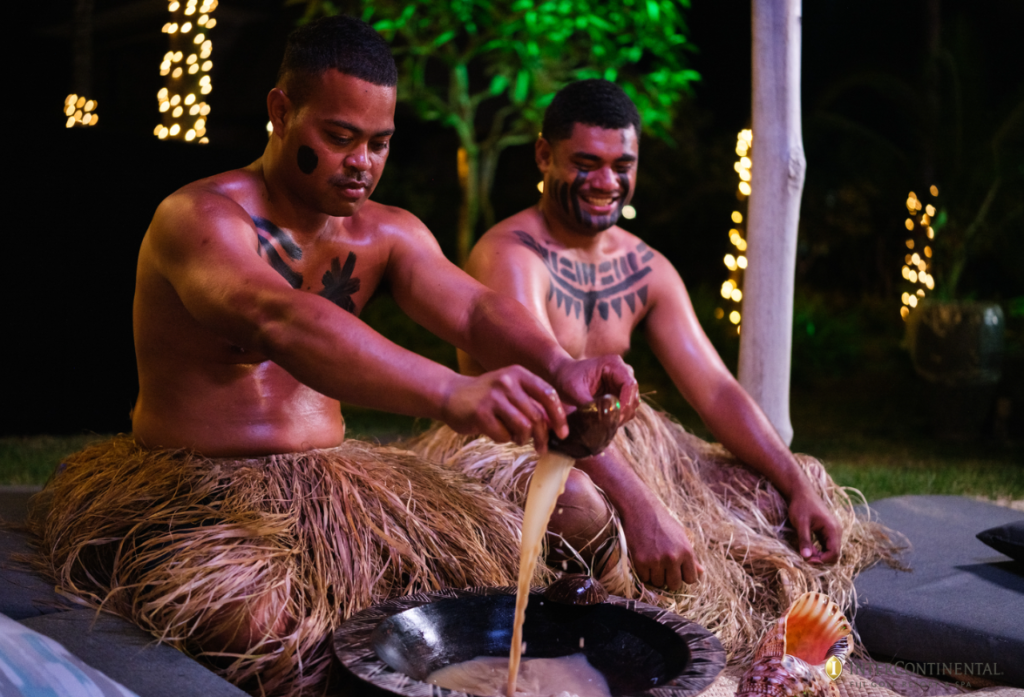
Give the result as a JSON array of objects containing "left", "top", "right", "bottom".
[
  {"left": 406, "top": 402, "right": 903, "bottom": 664},
  {"left": 27, "top": 435, "right": 543, "bottom": 696}
]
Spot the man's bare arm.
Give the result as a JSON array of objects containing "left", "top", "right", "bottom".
[
  {"left": 384, "top": 217, "right": 639, "bottom": 429},
  {"left": 457, "top": 231, "right": 702, "bottom": 588},
  {"left": 643, "top": 257, "right": 841, "bottom": 562},
  {"left": 148, "top": 192, "right": 572, "bottom": 441}
]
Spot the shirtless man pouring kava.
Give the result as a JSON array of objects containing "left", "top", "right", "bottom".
[
  {"left": 29, "top": 20, "right": 638, "bottom": 697},
  {"left": 412, "top": 80, "right": 898, "bottom": 654}
]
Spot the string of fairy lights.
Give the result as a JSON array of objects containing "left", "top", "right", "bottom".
[
  {"left": 153, "top": 0, "right": 217, "bottom": 143},
  {"left": 715, "top": 128, "right": 752, "bottom": 334},
  {"left": 63, "top": 94, "right": 99, "bottom": 128},
  {"left": 898, "top": 185, "right": 939, "bottom": 320}
]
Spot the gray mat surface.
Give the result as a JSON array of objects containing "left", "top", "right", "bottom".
[
  {"left": 2, "top": 487, "right": 245, "bottom": 696},
  {"left": 0, "top": 487, "right": 71, "bottom": 620},
  {"left": 21, "top": 610, "right": 248, "bottom": 697},
  {"left": 854, "top": 495, "right": 1023, "bottom": 686}
]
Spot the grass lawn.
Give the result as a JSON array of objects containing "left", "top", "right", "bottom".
[
  {"left": 5, "top": 294, "right": 1020, "bottom": 503},
  {"left": 4, "top": 391, "right": 1020, "bottom": 503}
]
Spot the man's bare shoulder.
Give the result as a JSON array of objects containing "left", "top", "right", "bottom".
[
  {"left": 150, "top": 167, "right": 260, "bottom": 243},
  {"left": 471, "top": 208, "right": 551, "bottom": 268},
  {"left": 354, "top": 199, "right": 431, "bottom": 239}
]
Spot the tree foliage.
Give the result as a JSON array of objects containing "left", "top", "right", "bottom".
[{"left": 289, "top": 0, "right": 699, "bottom": 263}]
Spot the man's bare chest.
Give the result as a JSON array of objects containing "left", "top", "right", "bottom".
[
  {"left": 251, "top": 215, "right": 384, "bottom": 316},
  {"left": 512, "top": 230, "right": 655, "bottom": 355}
]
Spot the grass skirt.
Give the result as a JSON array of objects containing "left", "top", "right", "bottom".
[
  {"left": 406, "top": 402, "right": 903, "bottom": 664},
  {"left": 27, "top": 435, "right": 543, "bottom": 696}
]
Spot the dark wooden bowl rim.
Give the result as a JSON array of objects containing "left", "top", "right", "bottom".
[{"left": 332, "top": 585, "right": 725, "bottom": 697}]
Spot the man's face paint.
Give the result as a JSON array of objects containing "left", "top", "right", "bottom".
[
  {"left": 278, "top": 71, "right": 396, "bottom": 217},
  {"left": 541, "top": 124, "right": 638, "bottom": 236},
  {"left": 297, "top": 145, "right": 318, "bottom": 175},
  {"left": 551, "top": 170, "right": 632, "bottom": 233}
]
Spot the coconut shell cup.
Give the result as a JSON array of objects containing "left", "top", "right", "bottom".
[{"left": 548, "top": 393, "right": 621, "bottom": 459}]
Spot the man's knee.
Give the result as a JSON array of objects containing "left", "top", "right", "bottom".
[
  {"left": 547, "top": 470, "right": 614, "bottom": 558},
  {"left": 202, "top": 583, "right": 296, "bottom": 655}
]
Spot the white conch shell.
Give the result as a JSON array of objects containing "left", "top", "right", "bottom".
[{"left": 737, "top": 592, "right": 852, "bottom": 697}]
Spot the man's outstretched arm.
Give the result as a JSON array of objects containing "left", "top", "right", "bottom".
[
  {"left": 643, "top": 257, "right": 841, "bottom": 563},
  {"left": 383, "top": 213, "right": 639, "bottom": 446},
  {"left": 148, "top": 192, "right": 599, "bottom": 446}
]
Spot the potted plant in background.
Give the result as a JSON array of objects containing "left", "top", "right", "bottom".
[
  {"left": 811, "top": 0, "right": 1023, "bottom": 440},
  {"left": 898, "top": 54, "right": 1022, "bottom": 440}
]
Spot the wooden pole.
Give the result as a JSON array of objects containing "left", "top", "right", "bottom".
[{"left": 738, "top": 0, "right": 806, "bottom": 446}]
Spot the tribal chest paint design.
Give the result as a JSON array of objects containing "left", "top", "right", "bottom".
[
  {"left": 513, "top": 230, "right": 654, "bottom": 328},
  {"left": 253, "top": 216, "right": 361, "bottom": 313}
]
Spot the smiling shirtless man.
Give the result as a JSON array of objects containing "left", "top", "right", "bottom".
[
  {"left": 418, "top": 82, "right": 895, "bottom": 642},
  {"left": 31, "top": 22, "right": 637, "bottom": 696}
]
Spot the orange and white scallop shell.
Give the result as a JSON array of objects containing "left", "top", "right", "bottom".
[{"left": 737, "top": 592, "right": 852, "bottom": 697}]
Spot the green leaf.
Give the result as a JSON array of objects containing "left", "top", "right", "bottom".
[
  {"left": 514, "top": 69, "right": 530, "bottom": 103},
  {"left": 489, "top": 74, "right": 510, "bottom": 95},
  {"left": 432, "top": 30, "right": 456, "bottom": 46}
]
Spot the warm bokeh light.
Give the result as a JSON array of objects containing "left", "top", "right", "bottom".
[
  {"left": 621, "top": 205, "right": 636, "bottom": 220},
  {"left": 898, "top": 185, "right": 940, "bottom": 320},
  {"left": 63, "top": 94, "right": 99, "bottom": 128},
  {"left": 157, "top": 0, "right": 215, "bottom": 143},
  {"left": 719, "top": 129, "right": 753, "bottom": 331}
]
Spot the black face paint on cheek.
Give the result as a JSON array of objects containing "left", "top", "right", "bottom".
[
  {"left": 297, "top": 145, "right": 318, "bottom": 175},
  {"left": 569, "top": 171, "right": 589, "bottom": 227},
  {"left": 554, "top": 179, "right": 572, "bottom": 219},
  {"left": 615, "top": 172, "right": 632, "bottom": 218}
]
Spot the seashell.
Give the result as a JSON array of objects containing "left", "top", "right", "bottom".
[
  {"left": 543, "top": 574, "right": 609, "bottom": 606},
  {"left": 548, "top": 394, "right": 621, "bottom": 459},
  {"left": 737, "top": 592, "right": 852, "bottom": 697}
]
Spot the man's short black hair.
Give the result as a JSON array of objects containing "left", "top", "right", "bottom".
[
  {"left": 542, "top": 79, "right": 641, "bottom": 143},
  {"left": 278, "top": 15, "right": 398, "bottom": 105}
]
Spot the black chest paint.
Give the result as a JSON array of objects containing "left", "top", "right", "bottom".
[
  {"left": 513, "top": 230, "right": 653, "bottom": 328},
  {"left": 252, "top": 215, "right": 362, "bottom": 313}
]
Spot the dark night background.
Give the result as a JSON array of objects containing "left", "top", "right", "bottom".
[{"left": 5, "top": 0, "right": 1022, "bottom": 437}]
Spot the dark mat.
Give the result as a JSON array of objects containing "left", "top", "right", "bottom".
[
  {"left": 21, "top": 609, "right": 249, "bottom": 697},
  {"left": 0, "top": 486, "right": 39, "bottom": 525},
  {"left": 854, "top": 495, "right": 1023, "bottom": 686},
  {"left": 0, "top": 487, "right": 71, "bottom": 620}
]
